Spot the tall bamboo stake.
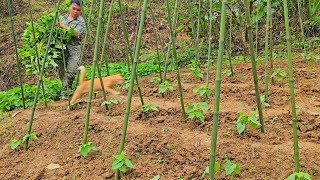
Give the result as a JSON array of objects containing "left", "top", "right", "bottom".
[
  {"left": 187, "top": 0, "right": 199, "bottom": 60},
  {"left": 75, "top": 0, "right": 94, "bottom": 86},
  {"left": 82, "top": 0, "right": 105, "bottom": 145},
  {"left": 115, "top": 0, "right": 148, "bottom": 179},
  {"left": 117, "top": 0, "right": 132, "bottom": 71},
  {"left": 297, "top": 0, "right": 307, "bottom": 61},
  {"left": 163, "top": 0, "right": 178, "bottom": 81},
  {"left": 269, "top": 7, "right": 275, "bottom": 85},
  {"left": 150, "top": 3, "right": 163, "bottom": 83},
  {"left": 244, "top": 0, "right": 265, "bottom": 133},
  {"left": 187, "top": 0, "right": 201, "bottom": 70},
  {"left": 7, "top": 0, "right": 26, "bottom": 109},
  {"left": 24, "top": 0, "right": 61, "bottom": 151},
  {"left": 264, "top": 0, "right": 271, "bottom": 103},
  {"left": 28, "top": 0, "right": 48, "bottom": 108},
  {"left": 206, "top": 0, "right": 214, "bottom": 85},
  {"left": 166, "top": 0, "right": 186, "bottom": 119},
  {"left": 96, "top": 0, "right": 114, "bottom": 111},
  {"left": 117, "top": 0, "right": 144, "bottom": 106},
  {"left": 227, "top": 14, "right": 234, "bottom": 76},
  {"left": 208, "top": 1, "right": 227, "bottom": 178},
  {"left": 283, "top": 0, "right": 300, "bottom": 172},
  {"left": 60, "top": 33, "right": 71, "bottom": 108}
]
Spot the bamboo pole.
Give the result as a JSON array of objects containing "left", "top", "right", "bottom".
[
  {"left": 264, "top": 0, "right": 271, "bottom": 103},
  {"left": 117, "top": 0, "right": 144, "bottom": 106},
  {"left": 117, "top": 0, "right": 132, "bottom": 71},
  {"left": 75, "top": 0, "right": 95, "bottom": 86},
  {"left": 96, "top": 0, "right": 115, "bottom": 111},
  {"left": 244, "top": 0, "right": 265, "bottom": 133},
  {"left": 24, "top": 0, "right": 61, "bottom": 151},
  {"left": 283, "top": 0, "right": 300, "bottom": 172},
  {"left": 297, "top": 0, "right": 307, "bottom": 61},
  {"left": 27, "top": 0, "right": 48, "bottom": 108},
  {"left": 208, "top": 1, "right": 227, "bottom": 178},
  {"left": 227, "top": 14, "right": 234, "bottom": 76},
  {"left": 150, "top": 3, "right": 163, "bottom": 83},
  {"left": 115, "top": 0, "right": 148, "bottom": 179},
  {"left": 7, "top": 0, "right": 26, "bottom": 109},
  {"left": 187, "top": 0, "right": 201, "bottom": 66},
  {"left": 82, "top": 0, "right": 105, "bottom": 144},
  {"left": 166, "top": 0, "right": 186, "bottom": 119},
  {"left": 60, "top": 33, "right": 71, "bottom": 108},
  {"left": 163, "top": 0, "right": 178, "bottom": 81},
  {"left": 206, "top": 0, "right": 214, "bottom": 85}
]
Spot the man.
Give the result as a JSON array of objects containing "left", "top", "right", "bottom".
[{"left": 56, "top": 0, "right": 86, "bottom": 99}]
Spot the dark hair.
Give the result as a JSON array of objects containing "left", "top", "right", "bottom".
[{"left": 70, "top": 0, "right": 81, "bottom": 6}]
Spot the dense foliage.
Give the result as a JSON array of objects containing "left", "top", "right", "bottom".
[{"left": 19, "top": 13, "right": 75, "bottom": 75}]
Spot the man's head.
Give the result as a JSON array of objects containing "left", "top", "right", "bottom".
[{"left": 69, "top": 0, "right": 81, "bottom": 18}]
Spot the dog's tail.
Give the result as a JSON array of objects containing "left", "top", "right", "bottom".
[{"left": 78, "top": 66, "right": 86, "bottom": 85}]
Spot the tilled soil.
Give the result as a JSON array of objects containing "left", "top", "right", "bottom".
[{"left": 0, "top": 59, "right": 319, "bottom": 179}]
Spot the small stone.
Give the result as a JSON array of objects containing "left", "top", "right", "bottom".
[{"left": 46, "top": 163, "right": 61, "bottom": 170}]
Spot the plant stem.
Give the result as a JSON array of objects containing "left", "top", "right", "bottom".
[
  {"left": 283, "top": 0, "right": 300, "bottom": 172},
  {"left": 244, "top": 0, "right": 265, "bottom": 133},
  {"left": 208, "top": 1, "right": 227, "bottom": 179},
  {"left": 24, "top": 0, "right": 61, "bottom": 151},
  {"left": 166, "top": 0, "right": 186, "bottom": 119},
  {"left": 115, "top": 0, "right": 148, "bottom": 178},
  {"left": 7, "top": 0, "right": 25, "bottom": 109},
  {"left": 83, "top": 0, "right": 105, "bottom": 145}
]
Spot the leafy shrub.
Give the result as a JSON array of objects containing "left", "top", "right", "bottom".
[
  {"left": 186, "top": 102, "right": 208, "bottom": 123},
  {"left": 0, "top": 78, "right": 61, "bottom": 111},
  {"left": 19, "top": 13, "right": 75, "bottom": 75}
]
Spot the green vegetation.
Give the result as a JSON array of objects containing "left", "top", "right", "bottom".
[
  {"left": 141, "top": 104, "right": 159, "bottom": 113},
  {"left": 236, "top": 112, "right": 261, "bottom": 134},
  {"left": 186, "top": 102, "right": 209, "bottom": 123},
  {"left": 112, "top": 151, "right": 134, "bottom": 174}
]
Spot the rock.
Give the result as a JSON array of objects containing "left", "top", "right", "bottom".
[{"left": 46, "top": 163, "right": 61, "bottom": 170}]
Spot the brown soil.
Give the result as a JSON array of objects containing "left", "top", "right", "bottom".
[{"left": 0, "top": 58, "right": 320, "bottom": 180}]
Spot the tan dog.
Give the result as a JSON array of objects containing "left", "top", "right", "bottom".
[{"left": 70, "top": 66, "right": 123, "bottom": 104}]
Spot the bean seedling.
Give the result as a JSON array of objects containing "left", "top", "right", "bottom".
[
  {"left": 11, "top": 133, "right": 38, "bottom": 150},
  {"left": 141, "top": 103, "right": 159, "bottom": 113},
  {"left": 112, "top": 151, "right": 134, "bottom": 174},
  {"left": 201, "top": 162, "right": 221, "bottom": 178},
  {"left": 271, "top": 68, "right": 287, "bottom": 81},
  {"left": 286, "top": 172, "right": 311, "bottom": 180},
  {"left": 186, "top": 102, "right": 208, "bottom": 123},
  {"left": 159, "top": 80, "right": 174, "bottom": 94},
  {"left": 236, "top": 112, "right": 261, "bottom": 134},
  {"left": 78, "top": 142, "right": 96, "bottom": 157},
  {"left": 193, "top": 85, "right": 212, "bottom": 98},
  {"left": 225, "top": 159, "right": 241, "bottom": 179}
]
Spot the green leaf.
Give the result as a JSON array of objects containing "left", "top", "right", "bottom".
[
  {"left": 151, "top": 175, "right": 161, "bottom": 180},
  {"left": 125, "top": 158, "right": 134, "bottom": 169},
  {"left": 118, "top": 165, "right": 126, "bottom": 173},
  {"left": 22, "top": 133, "right": 38, "bottom": 142},
  {"left": 236, "top": 121, "right": 246, "bottom": 134},
  {"left": 225, "top": 160, "right": 234, "bottom": 175},
  {"left": 11, "top": 139, "right": 22, "bottom": 149},
  {"left": 234, "top": 163, "right": 241, "bottom": 174},
  {"left": 112, "top": 160, "right": 124, "bottom": 170},
  {"left": 78, "top": 142, "right": 96, "bottom": 157},
  {"left": 214, "top": 162, "right": 221, "bottom": 172}
]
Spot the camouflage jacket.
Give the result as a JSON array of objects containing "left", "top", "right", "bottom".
[{"left": 59, "top": 13, "right": 86, "bottom": 46}]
